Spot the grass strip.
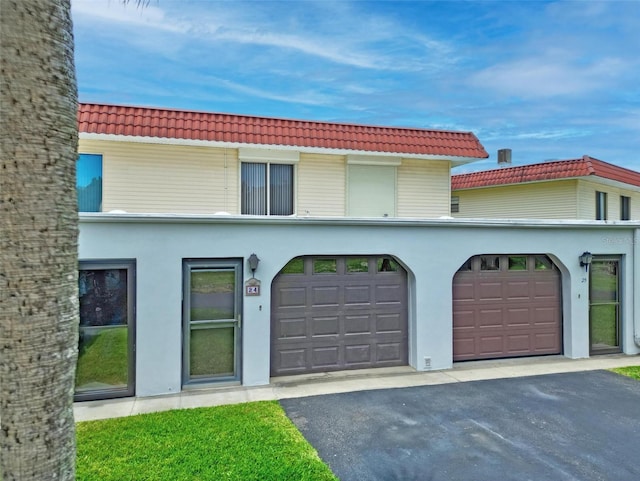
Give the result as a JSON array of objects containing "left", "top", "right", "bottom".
[
  {"left": 76, "top": 401, "right": 337, "bottom": 481},
  {"left": 611, "top": 365, "right": 640, "bottom": 381}
]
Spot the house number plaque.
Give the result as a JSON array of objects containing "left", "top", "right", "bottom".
[{"left": 245, "top": 278, "right": 261, "bottom": 296}]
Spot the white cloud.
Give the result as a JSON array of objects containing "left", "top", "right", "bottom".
[{"left": 469, "top": 55, "right": 626, "bottom": 98}]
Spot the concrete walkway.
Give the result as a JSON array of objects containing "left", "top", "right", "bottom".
[{"left": 74, "top": 354, "right": 639, "bottom": 422}]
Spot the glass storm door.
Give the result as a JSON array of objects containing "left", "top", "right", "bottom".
[
  {"left": 76, "top": 260, "right": 135, "bottom": 401},
  {"left": 589, "top": 258, "right": 621, "bottom": 354},
  {"left": 183, "top": 259, "right": 241, "bottom": 385}
]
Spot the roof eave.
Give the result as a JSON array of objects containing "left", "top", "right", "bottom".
[{"left": 78, "top": 132, "right": 488, "bottom": 164}]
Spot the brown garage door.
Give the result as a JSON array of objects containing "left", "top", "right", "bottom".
[
  {"left": 453, "top": 254, "right": 562, "bottom": 361},
  {"left": 271, "top": 256, "right": 408, "bottom": 376}
]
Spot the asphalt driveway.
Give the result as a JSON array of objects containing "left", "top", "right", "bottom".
[{"left": 280, "top": 370, "right": 640, "bottom": 481}]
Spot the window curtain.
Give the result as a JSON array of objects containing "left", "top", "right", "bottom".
[
  {"left": 269, "top": 164, "right": 293, "bottom": 215},
  {"left": 241, "top": 163, "right": 266, "bottom": 215}
]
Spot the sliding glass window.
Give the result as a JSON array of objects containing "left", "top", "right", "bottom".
[{"left": 241, "top": 162, "right": 294, "bottom": 215}]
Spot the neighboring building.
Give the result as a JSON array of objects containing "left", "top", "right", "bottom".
[
  {"left": 77, "top": 103, "right": 488, "bottom": 218},
  {"left": 73, "top": 104, "right": 640, "bottom": 403},
  {"left": 451, "top": 156, "right": 640, "bottom": 220}
]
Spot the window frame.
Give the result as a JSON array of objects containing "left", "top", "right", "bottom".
[
  {"left": 450, "top": 195, "right": 460, "bottom": 214},
  {"left": 240, "top": 161, "right": 296, "bottom": 216},
  {"left": 76, "top": 152, "right": 103, "bottom": 212},
  {"left": 620, "top": 195, "right": 631, "bottom": 221},
  {"left": 75, "top": 259, "right": 136, "bottom": 402},
  {"left": 595, "top": 191, "right": 608, "bottom": 220}
]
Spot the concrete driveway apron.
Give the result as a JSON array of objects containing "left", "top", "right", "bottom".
[{"left": 280, "top": 371, "right": 640, "bottom": 481}]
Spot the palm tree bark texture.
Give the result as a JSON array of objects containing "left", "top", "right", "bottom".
[{"left": 0, "top": 0, "right": 79, "bottom": 479}]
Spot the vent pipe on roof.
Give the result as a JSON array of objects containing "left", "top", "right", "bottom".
[{"left": 498, "top": 149, "right": 512, "bottom": 167}]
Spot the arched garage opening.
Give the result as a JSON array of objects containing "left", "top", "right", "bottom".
[
  {"left": 270, "top": 255, "right": 408, "bottom": 376},
  {"left": 452, "top": 254, "right": 562, "bottom": 362}
]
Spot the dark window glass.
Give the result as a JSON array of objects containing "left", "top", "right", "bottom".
[
  {"left": 347, "top": 258, "right": 368, "bottom": 273},
  {"left": 377, "top": 257, "right": 400, "bottom": 272},
  {"left": 76, "top": 266, "right": 132, "bottom": 399},
  {"left": 314, "top": 258, "right": 337, "bottom": 274},
  {"left": 281, "top": 257, "right": 304, "bottom": 274},
  {"left": 596, "top": 191, "right": 607, "bottom": 220},
  {"left": 480, "top": 256, "right": 500, "bottom": 271},
  {"left": 620, "top": 196, "right": 630, "bottom": 221},
  {"left": 508, "top": 256, "right": 527, "bottom": 270}
]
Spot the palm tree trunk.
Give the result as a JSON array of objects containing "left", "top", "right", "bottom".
[{"left": 0, "top": 0, "right": 79, "bottom": 479}]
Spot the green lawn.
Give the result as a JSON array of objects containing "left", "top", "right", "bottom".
[
  {"left": 611, "top": 365, "right": 640, "bottom": 381},
  {"left": 76, "top": 401, "right": 337, "bottom": 481}
]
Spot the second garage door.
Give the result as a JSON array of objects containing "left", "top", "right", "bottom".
[
  {"left": 453, "top": 254, "right": 562, "bottom": 361},
  {"left": 271, "top": 256, "right": 408, "bottom": 376}
]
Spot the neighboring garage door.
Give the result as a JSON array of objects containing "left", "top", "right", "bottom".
[
  {"left": 271, "top": 256, "right": 408, "bottom": 376},
  {"left": 453, "top": 254, "right": 562, "bottom": 361}
]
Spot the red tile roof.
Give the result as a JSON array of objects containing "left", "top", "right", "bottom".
[
  {"left": 78, "top": 103, "right": 488, "bottom": 159},
  {"left": 452, "top": 156, "right": 640, "bottom": 190}
]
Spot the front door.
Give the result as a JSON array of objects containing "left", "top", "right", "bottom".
[
  {"left": 183, "top": 259, "right": 242, "bottom": 385},
  {"left": 589, "top": 257, "right": 621, "bottom": 354}
]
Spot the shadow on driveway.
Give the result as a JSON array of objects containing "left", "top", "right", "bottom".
[{"left": 280, "top": 370, "right": 640, "bottom": 481}]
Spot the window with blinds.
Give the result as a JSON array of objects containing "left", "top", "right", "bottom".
[
  {"left": 241, "top": 162, "right": 294, "bottom": 215},
  {"left": 77, "top": 153, "right": 103, "bottom": 212}
]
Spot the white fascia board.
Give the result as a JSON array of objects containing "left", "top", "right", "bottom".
[
  {"left": 78, "top": 212, "right": 640, "bottom": 229},
  {"left": 79, "top": 132, "right": 485, "bottom": 165}
]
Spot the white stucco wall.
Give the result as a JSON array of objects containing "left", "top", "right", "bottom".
[{"left": 78, "top": 215, "right": 640, "bottom": 397}]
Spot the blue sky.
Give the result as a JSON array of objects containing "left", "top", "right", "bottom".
[{"left": 71, "top": 0, "right": 640, "bottom": 172}]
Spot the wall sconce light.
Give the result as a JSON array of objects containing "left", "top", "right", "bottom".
[
  {"left": 579, "top": 251, "right": 593, "bottom": 272},
  {"left": 248, "top": 253, "right": 260, "bottom": 277}
]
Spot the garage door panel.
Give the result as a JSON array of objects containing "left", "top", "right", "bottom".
[
  {"left": 533, "top": 306, "right": 560, "bottom": 325},
  {"left": 505, "top": 308, "right": 531, "bottom": 327},
  {"left": 453, "top": 282, "right": 474, "bottom": 301},
  {"left": 534, "top": 279, "right": 560, "bottom": 298},
  {"left": 345, "top": 344, "right": 371, "bottom": 364},
  {"left": 478, "top": 282, "right": 503, "bottom": 300},
  {"left": 277, "top": 318, "right": 307, "bottom": 340},
  {"left": 311, "top": 317, "right": 340, "bottom": 337},
  {"left": 453, "top": 310, "right": 476, "bottom": 328},
  {"left": 344, "top": 285, "right": 372, "bottom": 305},
  {"left": 478, "top": 309, "right": 503, "bottom": 328},
  {"left": 272, "top": 255, "right": 408, "bottom": 376},
  {"left": 376, "top": 342, "right": 404, "bottom": 363},
  {"left": 375, "top": 284, "right": 404, "bottom": 305},
  {"left": 376, "top": 313, "right": 405, "bottom": 334},
  {"left": 506, "top": 334, "right": 532, "bottom": 353},
  {"left": 311, "top": 286, "right": 340, "bottom": 306},
  {"left": 344, "top": 315, "right": 372, "bottom": 335},
  {"left": 506, "top": 281, "right": 530, "bottom": 299},
  {"left": 533, "top": 332, "right": 560, "bottom": 350},
  {"left": 312, "top": 346, "right": 340, "bottom": 368},
  {"left": 453, "top": 255, "right": 562, "bottom": 362},
  {"left": 478, "top": 336, "right": 504, "bottom": 356},
  {"left": 453, "top": 338, "right": 476, "bottom": 359},
  {"left": 277, "top": 287, "right": 307, "bottom": 308},
  {"left": 276, "top": 348, "right": 307, "bottom": 373}
]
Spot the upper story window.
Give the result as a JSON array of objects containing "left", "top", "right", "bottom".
[
  {"left": 620, "top": 196, "right": 630, "bottom": 220},
  {"left": 595, "top": 191, "right": 607, "bottom": 220},
  {"left": 239, "top": 148, "right": 298, "bottom": 216},
  {"left": 451, "top": 196, "right": 460, "bottom": 213},
  {"left": 77, "top": 153, "right": 102, "bottom": 212},
  {"left": 241, "top": 162, "right": 294, "bottom": 215}
]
